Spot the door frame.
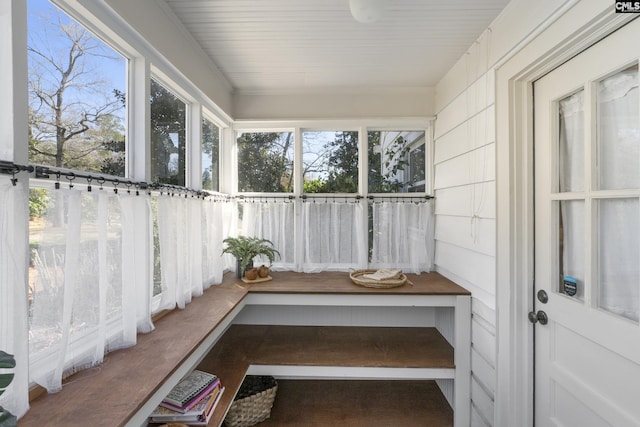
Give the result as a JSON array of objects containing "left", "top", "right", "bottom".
[{"left": 495, "top": 3, "right": 635, "bottom": 426}]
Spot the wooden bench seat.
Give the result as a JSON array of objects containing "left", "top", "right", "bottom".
[
  {"left": 19, "top": 271, "right": 469, "bottom": 427},
  {"left": 19, "top": 281, "right": 247, "bottom": 427}
]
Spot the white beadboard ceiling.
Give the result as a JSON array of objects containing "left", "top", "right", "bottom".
[{"left": 162, "top": 0, "right": 509, "bottom": 94}]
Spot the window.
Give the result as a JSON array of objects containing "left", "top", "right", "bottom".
[
  {"left": 202, "top": 117, "right": 220, "bottom": 192},
  {"left": 236, "top": 131, "right": 294, "bottom": 193},
  {"left": 303, "top": 131, "right": 358, "bottom": 193},
  {"left": 368, "top": 131, "right": 426, "bottom": 193},
  {"left": 27, "top": 0, "right": 127, "bottom": 175},
  {"left": 150, "top": 78, "right": 186, "bottom": 185}
]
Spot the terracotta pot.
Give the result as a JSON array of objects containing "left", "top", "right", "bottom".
[
  {"left": 245, "top": 268, "right": 259, "bottom": 281},
  {"left": 258, "top": 265, "right": 270, "bottom": 278}
]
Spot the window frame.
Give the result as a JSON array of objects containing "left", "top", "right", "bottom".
[
  {"left": 232, "top": 119, "right": 434, "bottom": 198},
  {"left": 201, "top": 111, "right": 222, "bottom": 192},
  {"left": 27, "top": 0, "right": 131, "bottom": 178},
  {"left": 149, "top": 73, "right": 191, "bottom": 186},
  {"left": 22, "top": 0, "right": 234, "bottom": 386},
  {"left": 232, "top": 126, "right": 297, "bottom": 197}
]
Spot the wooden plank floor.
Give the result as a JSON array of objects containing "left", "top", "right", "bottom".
[
  {"left": 197, "top": 324, "right": 454, "bottom": 426},
  {"left": 259, "top": 379, "right": 453, "bottom": 427}
]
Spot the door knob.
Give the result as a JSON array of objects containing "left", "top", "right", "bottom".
[
  {"left": 537, "top": 290, "right": 548, "bottom": 303},
  {"left": 528, "top": 310, "right": 549, "bottom": 325}
]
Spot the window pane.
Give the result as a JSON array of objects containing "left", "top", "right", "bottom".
[
  {"left": 202, "top": 118, "right": 219, "bottom": 192},
  {"left": 28, "top": 0, "right": 127, "bottom": 175},
  {"left": 368, "top": 131, "right": 426, "bottom": 193},
  {"left": 558, "top": 91, "right": 584, "bottom": 192},
  {"left": 597, "top": 198, "right": 639, "bottom": 322},
  {"left": 558, "top": 200, "right": 585, "bottom": 300},
  {"left": 303, "top": 131, "right": 358, "bottom": 193},
  {"left": 237, "top": 132, "right": 294, "bottom": 192},
  {"left": 597, "top": 65, "right": 639, "bottom": 190},
  {"left": 150, "top": 79, "right": 186, "bottom": 185}
]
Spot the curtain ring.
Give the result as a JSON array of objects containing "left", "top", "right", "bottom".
[
  {"left": 126, "top": 181, "right": 133, "bottom": 194},
  {"left": 97, "top": 177, "right": 106, "bottom": 190},
  {"left": 66, "top": 173, "right": 75, "bottom": 188},
  {"left": 86, "top": 176, "right": 92, "bottom": 192},
  {"left": 112, "top": 179, "right": 119, "bottom": 194},
  {"left": 10, "top": 167, "right": 18, "bottom": 186},
  {"left": 55, "top": 172, "right": 61, "bottom": 190}
]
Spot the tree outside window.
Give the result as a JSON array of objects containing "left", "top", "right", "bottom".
[
  {"left": 150, "top": 79, "right": 186, "bottom": 186},
  {"left": 302, "top": 131, "right": 359, "bottom": 193},
  {"left": 236, "top": 132, "right": 294, "bottom": 193},
  {"left": 368, "top": 131, "right": 426, "bottom": 193},
  {"left": 27, "top": 0, "right": 127, "bottom": 175},
  {"left": 202, "top": 117, "right": 220, "bottom": 192}
]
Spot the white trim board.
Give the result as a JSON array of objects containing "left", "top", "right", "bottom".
[{"left": 247, "top": 365, "right": 455, "bottom": 380}]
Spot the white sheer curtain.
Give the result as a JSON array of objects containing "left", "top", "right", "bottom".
[
  {"left": 202, "top": 197, "right": 234, "bottom": 283},
  {"left": 0, "top": 182, "right": 30, "bottom": 418},
  {"left": 29, "top": 188, "right": 138, "bottom": 392},
  {"left": 240, "top": 201, "right": 296, "bottom": 270},
  {"left": 370, "top": 200, "right": 434, "bottom": 274},
  {"left": 120, "top": 193, "right": 154, "bottom": 333},
  {"left": 157, "top": 195, "right": 194, "bottom": 310},
  {"left": 302, "top": 200, "right": 367, "bottom": 272},
  {"left": 595, "top": 67, "right": 639, "bottom": 321},
  {"left": 157, "top": 195, "right": 230, "bottom": 311},
  {"left": 558, "top": 66, "right": 640, "bottom": 322}
]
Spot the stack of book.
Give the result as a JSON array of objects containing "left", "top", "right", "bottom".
[{"left": 149, "top": 369, "right": 224, "bottom": 426}]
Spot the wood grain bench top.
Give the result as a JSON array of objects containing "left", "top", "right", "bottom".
[
  {"left": 19, "top": 271, "right": 467, "bottom": 427},
  {"left": 19, "top": 282, "right": 248, "bottom": 427}
]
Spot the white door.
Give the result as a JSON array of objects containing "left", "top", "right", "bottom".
[{"left": 534, "top": 18, "right": 640, "bottom": 427}]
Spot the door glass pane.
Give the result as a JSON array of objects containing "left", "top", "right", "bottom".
[
  {"left": 558, "top": 90, "right": 585, "bottom": 192},
  {"left": 597, "top": 65, "right": 639, "bottom": 190},
  {"left": 597, "top": 198, "right": 639, "bottom": 322},
  {"left": 558, "top": 200, "right": 585, "bottom": 300}
]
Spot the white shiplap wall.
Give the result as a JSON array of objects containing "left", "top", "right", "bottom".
[
  {"left": 432, "top": 1, "right": 573, "bottom": 424},
  {"left": 434, "top": 28, "right": 497, "bottom": 427}
]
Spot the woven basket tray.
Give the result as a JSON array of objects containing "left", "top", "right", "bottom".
[
  {"left": 224, "top": 376, "right": 278, "bottom": 427},
  {"left": 349, "top": 269, "right": 408, "bottom": 288}
]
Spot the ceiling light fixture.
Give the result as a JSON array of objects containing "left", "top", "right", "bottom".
[{"left": 349, "top": 0, "right": 387, "bottom": 24}]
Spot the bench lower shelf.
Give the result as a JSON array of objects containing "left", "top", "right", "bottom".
[
  {"left": 196, "top": 324, "right": 455, "bottom": 426},
  {"left": 259, "top": 379, "right": 453, "bottom": 426}
]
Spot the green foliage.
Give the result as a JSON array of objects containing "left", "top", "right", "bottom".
[
  {"left": 302, "top": 131, "right": 359, "bottom": 194},
  {"left": 0, "top": 351, "right": 16, "bottom": 427},
  {"left": 222, "top": 236, "right": 280, "bottom": 274},
  {"left": 237, "top": 132, "right": 293, "bottom": 192},
  {"left": 321, "top": 131, "right": 359, "bottom": 193},
  {"left": 303, "top": 178, "right": 327, "bottom": 194},
  {"left": 99, "top": 139, "right": 126, "bottom": 177},
  {"left": 150, "top": 79, "right": 186, "bottom": 186},
  {"left": 368, "top": 134, "right": 412, "bottom": 193},
  {"left": 201, "top": 118, "right": 220, "bottom": 191},
  {"left": 28, "top": 188, "right": 49, "bottom": 219}
]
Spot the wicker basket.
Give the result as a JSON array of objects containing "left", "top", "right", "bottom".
[
  {"left": 224, "top": 376, "right": 278, "bottom": 427},
  {"left": 349, "top": 269, "right": 408, "bottom": 288}
]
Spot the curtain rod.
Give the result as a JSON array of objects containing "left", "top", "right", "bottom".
[
  {"left": 237, "top": 194, "right": 434, "bottom": 201},
  {"left": 0, "top": 161, "right": 224, "bottom": 198}
]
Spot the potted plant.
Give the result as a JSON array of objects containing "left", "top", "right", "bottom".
[
  {"left": 0, "top": 351, "right": 17, "bottom": 427},
  {"left": 222, "top": 236, "right": 280, "bottom": 278}
]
